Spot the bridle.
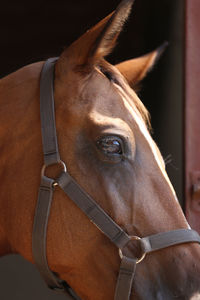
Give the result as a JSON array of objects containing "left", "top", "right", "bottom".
[{"left": 32, "top": 58, "right": 200, "bottom": 300}]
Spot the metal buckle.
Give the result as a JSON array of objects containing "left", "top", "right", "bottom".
[
  {"left": 41, "top": 160, "right": 67, "bottom": 186},
  {"left": 119, "top": 236, "right": 146, "bottom": 264}
]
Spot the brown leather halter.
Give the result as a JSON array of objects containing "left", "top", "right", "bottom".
[{"left": 32, "top": 58, "right": 200, "bottom": 300}]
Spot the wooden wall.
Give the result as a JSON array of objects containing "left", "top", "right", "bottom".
[{"left": 185, "top": 0, "right": 200, "bottom": 233}]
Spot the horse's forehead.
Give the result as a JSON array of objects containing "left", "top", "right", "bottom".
[
  {"left": 68, "top": 67, "right": 155, "bottom": 147},
  {"left": 82, "top": 69, "right": 119, "bottom": 101},
  {"left": 80, "top": 68, "right": 137, "bottom": 119}
]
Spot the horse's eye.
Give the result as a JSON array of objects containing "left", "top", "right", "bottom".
[{"left": 97, "top": 136, "right": 122, "bottom": 155}]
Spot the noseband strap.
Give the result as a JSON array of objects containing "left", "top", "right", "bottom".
[{"left": 32, "top": 58, "right": 200, "bottom": 300}]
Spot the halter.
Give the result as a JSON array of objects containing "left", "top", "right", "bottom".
[{"left": 32, "top": 58, "right": 200, "bottom": 300}]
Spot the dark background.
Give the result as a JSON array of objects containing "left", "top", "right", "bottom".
[{"left": 0, "top": 0, "right": 184, "bottom": 299}]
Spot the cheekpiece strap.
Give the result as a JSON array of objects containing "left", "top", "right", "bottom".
[{"left": 40, "top": 58, "right": 60, "bottom": 166}]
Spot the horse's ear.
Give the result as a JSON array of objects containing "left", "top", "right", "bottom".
[
  {"left": 61, "top": 0, "right": 135, "bottom": 66},
  {"left": 116, "top": 43, "right": 168, "bottom": 86}
]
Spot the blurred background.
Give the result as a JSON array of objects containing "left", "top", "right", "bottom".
[{"left": 0, "top": 0, "right": 190, "bottom": 299}]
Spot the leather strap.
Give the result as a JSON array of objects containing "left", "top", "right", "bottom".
[
  {"left": 141, "top": 228, "right": 200, "bottom": 253},
  {"left": 32, "top": 175, "right": 81, "bottom": 299},
  {"left": 114, "top": 256, "right": 136, "bottom": 300},
  {"left": 40, "top": 57, "right": 60, "bottom": 166},
  {"left": 57, "top": 171, "right": 130, "bottom": 249},
  {"left": 32, "top": 176, "right": 61, "bottom": 288}
]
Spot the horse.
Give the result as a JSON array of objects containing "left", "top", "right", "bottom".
[{"left": 0, "top": 0, "right": 200, "bottom": 299}]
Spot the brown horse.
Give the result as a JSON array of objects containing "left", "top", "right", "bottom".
[{"left": 0, "top": 0, "right": 200, "bottom": 299}]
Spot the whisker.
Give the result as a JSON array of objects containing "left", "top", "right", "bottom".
[
  {"left": 164, "top": 154, "right": 172, "bottom": 166},
  {"left": 164, "top": 154, "right": 179, "bottom": 171}
]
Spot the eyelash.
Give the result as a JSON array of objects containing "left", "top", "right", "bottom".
[{"left": 99, "top": 67, "right": 119, "bottom": 85}]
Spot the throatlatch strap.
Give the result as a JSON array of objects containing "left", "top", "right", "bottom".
[
  {"left": 32, "top": 175, "right": 81, "bottom": 300},
  {"left": 40, "top": 58, "right": 60, "bottom": 166},
  {"left": 32, "top": 176, "right": 63, "bottom": 288}
]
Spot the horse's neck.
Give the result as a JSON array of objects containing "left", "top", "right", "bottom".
[
  {"left": 0, "top": 225, "right": 11, "bottom": 256},
  {"left": 0, "top": 62, "right": 44, "bottom": 260}
]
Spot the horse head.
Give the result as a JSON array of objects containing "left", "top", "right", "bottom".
[{"left": 0, "top": 0, "right": 200, "bottom": 299}]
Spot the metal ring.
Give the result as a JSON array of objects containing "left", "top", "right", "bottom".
[
  {"left": 41, "top": 160, "right": 67, "bottom": 177},
  {"left": 119, "top": 236, "right": 146, "bottom": 264}
]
